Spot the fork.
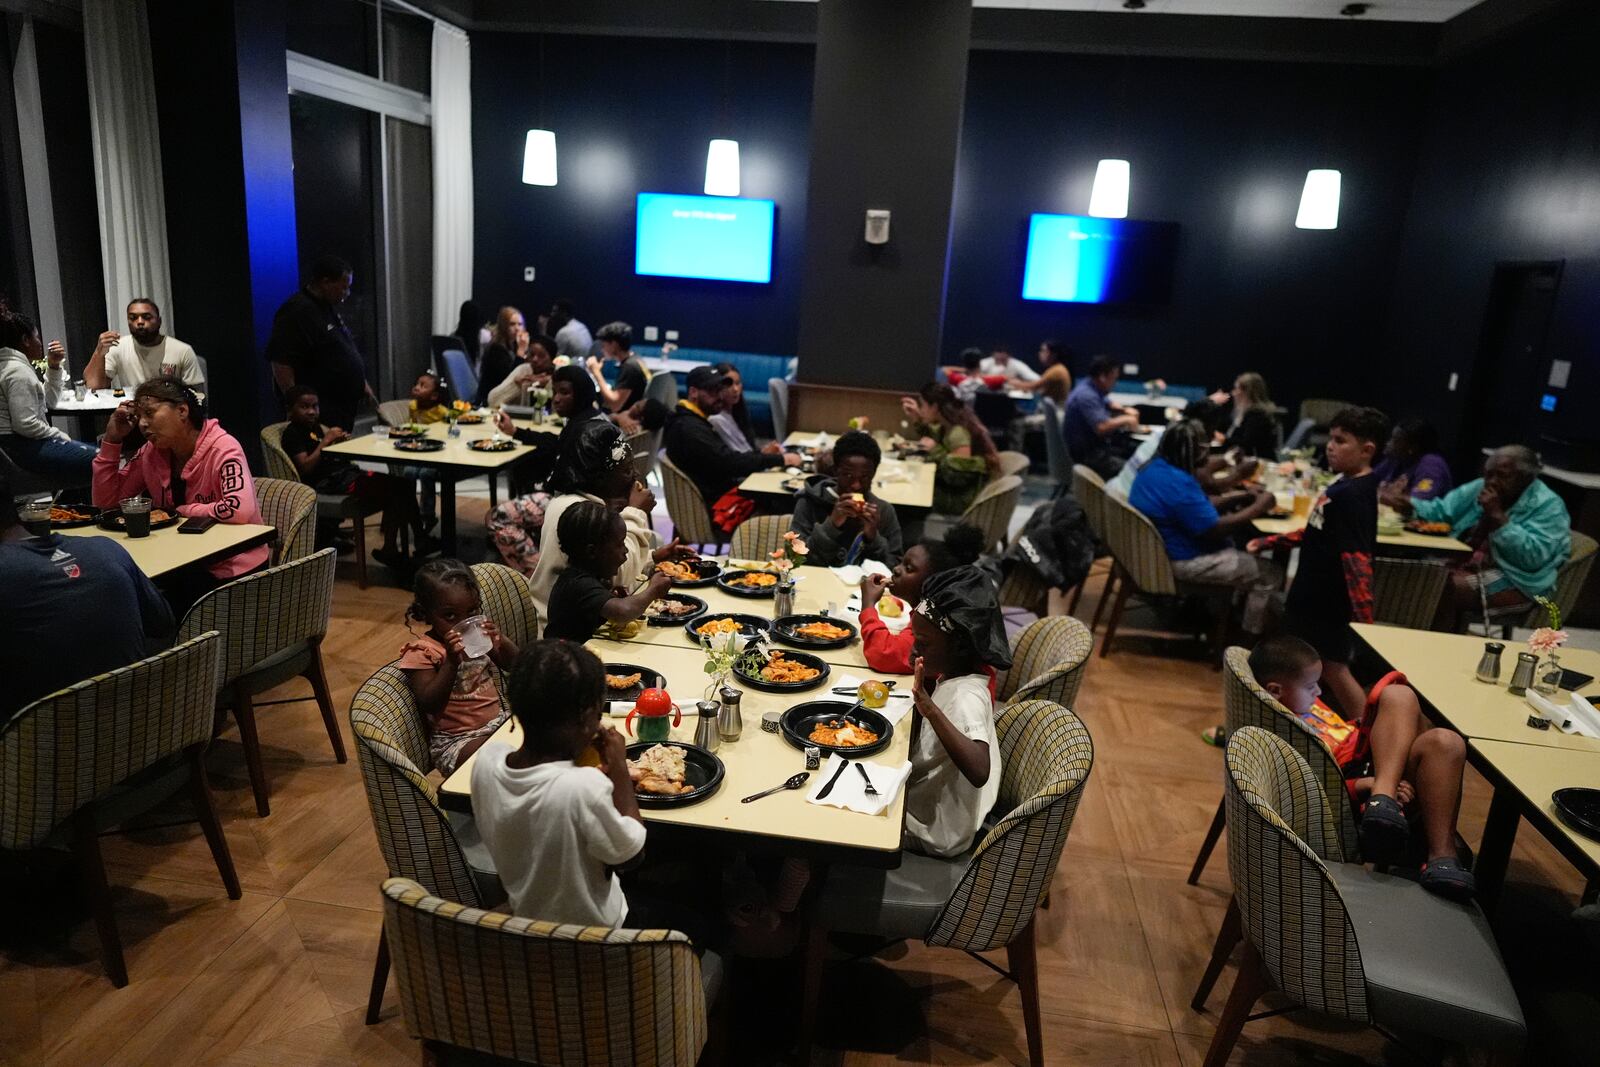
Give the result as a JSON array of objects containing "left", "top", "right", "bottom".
[{"left": 855, "top": 762, "right": 878, "bottom": 796}]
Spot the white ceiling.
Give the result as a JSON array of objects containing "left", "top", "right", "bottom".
[{"left": 769, "top": 0, "right": 1488, "bottom": 22}]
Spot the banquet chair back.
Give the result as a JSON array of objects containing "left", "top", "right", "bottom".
[
  {"left": 997, "top": 552, "right": 1051, "bottom": 619},
  {"left": 258, "top": 422, "right": 301, "bottom": 482},
  {"left": 730, "top": 513, "right": 792, "bottom": 560},
  {"left": 377, "top": 399, "right": 412, "bottom": 427},
  {"left": 178, "top": 547, "right": 344, "bottom": 816},
  {"left": 994, "top": 450, "right": 1032, "bottom": 480},
  {"left": 658, "top": 455, "right": 719, "bottom": 546},
  {"left": 262, "top": 422, "right": 388, "bottom": 588},
  {"left": 645, "top": 369, "right": 679, "bottom": 410},
  {"left": 1039, "top": 397, "right": 1072, "bottom": 485},
  {"left": 962, "top": 474, "right": 1023, "bottom": 553},
  {"left": 471, "top": 561, "right": 540, "bottom": 650},
  {"left": 381, "top": 877, "right": 712, "bottom": 1067},
  {"left": 0, "top": 632, "right": 236, "bottom": 985},
  {"left": 1516, "top": 531, "right": 1596, "bottom": 629},
  {"left": 1101, "top": 494, "right": 1178, "bottom": 597},
  {"left": 1072, "top": 465, "right": 1107, "bottom": 542},
  {"left": 768, "top": 377, "right": 790, "bottom": 441},
  {"left": 625, "top": 428, "right": 660, "bottom": 482},
  {"left": 1186, "top": 646, "right": 1358, "bottom": 888},
  {"left": 255, "top": 476, "right": 317, "bottom": 564},
  {"left": 997, "top": 616, "right": 1093, "bottom": 710},
  {"left": 1372, "top": 556, "right": 1449, "bottom": 630},
  {"left": 440, "top": 349, "right": 477, "bottom": 406}
]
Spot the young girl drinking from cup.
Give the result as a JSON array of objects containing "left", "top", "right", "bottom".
[{"left": 400, "top": 558, "right": 519, "bottom": 774}]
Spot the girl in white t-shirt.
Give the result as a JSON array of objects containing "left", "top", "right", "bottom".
[{"left": 903, "top": 566, "right": 1011, "bottom": 858}]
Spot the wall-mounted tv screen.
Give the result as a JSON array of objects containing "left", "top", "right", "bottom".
[
  {"left": 635, "top": 193, "right": 775, "bottom": 284},
  {"left": 1021, "top": 213, "right": 1178, "bottom": 304}
]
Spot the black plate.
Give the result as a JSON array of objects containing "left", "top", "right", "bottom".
[
  {"left": 387, "top": 425, "right": 429, "bottom": 439},
  {"left": 780, "top": 700, "right": 893, "bottom": 758},
  {"left": 772, "top": 613, "right": 858, "bottom": 650},
  {"left": 735, "top": 650, "right": 831, "bottom": 693},
  {"left": 717, "top": 570, "right": 781, "bottom": 598},
  {"left": 626, "top": 741, "right": 725, "bottom": 808},
  {"left": 603, "top": 662, "right": 666, "bottom": 703},
  {"left": 661, "top": 558, "right": 722, "bottom": 588},
  {"left": 467, "top": 438, "right": 516, "bottom": 452},
  {"left": 644, "top": 592, "right": 708, "bottom": 627},
  {"left": 98, "top": 507, "right": 180, "bottom": 532},
  {"left": 684, "top": 613, "right": 770, "bottom": 646},
  {"left": 394, "top": 437, "right": 445, "bottom": 452},
  {"left": 1552, "top": 788, "right": 1600, "bottom": 842},
  {"left": 50, "top": 505, "right": 102, "bottom": 529}
]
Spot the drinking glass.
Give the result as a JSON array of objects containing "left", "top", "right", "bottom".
[
  {"left": 454, "top": 615, "right": 494, "bottom": 659},
  {"left": 121, "top": 497, "right": 153, "bottom": 538},
  {"left": 20, "top": 499, "right": 52, "bottom": 537}
]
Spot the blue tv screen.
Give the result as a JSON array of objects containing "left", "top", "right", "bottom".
[
  {"left": 1021, "top": 213, "right": 1178, "bottom": 304},
  {"left": 635, "top": 193, "right": 775, "bottom": 284}
]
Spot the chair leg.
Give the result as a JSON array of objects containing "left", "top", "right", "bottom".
[
  {"left": 1005, "top": 916, "right": 1045, "bottom": 1067},
  {"left": 366, "top": 928, "right": 390, "bottom": 1025},
  {"left": 1187, "top": 797, "right": 1227, "bottom": 886},
  {"left": 1201, "top": 939, "right": 1268, "bottom": 1067},
  {"left": 1191, "top": 894, "right": 1242, "bottom": 1012},
  {"left": 186, "top": 743, "right": 241, "bottom": 899},
  {"left": 1097, "top": 573, "right": 1132, "bottom": 658},
  {"left": 232, "top": 683, "right": 272, "bottom": 817},
  {"left": 305, "top": 637, "right": 348, "bottom": 764},
  {"left": 352, "top": 517, "right": 369, "bottom": 590},
  {"left": 70, "top": 808, "right": 127, "bottom": 988},
  {"left": 1065, "top": 580, "right": 1084, "bottom": 617},
  {"left": 1090, "top": 562, "right": 1118, "bottom": 632}
]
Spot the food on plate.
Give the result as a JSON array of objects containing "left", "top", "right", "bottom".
[
  {"left": 605, "top": 672, "right": 643, "bottom": 690},
  {"left": 857, "top": 680, "right": 890, "bottom": 709},
  {"left": 696, "top": 617, "right": 744, "bottom": 637},
  {"left": 111, "top": 388, "right": 126, "bottom": 397},
  {"left": 646, "top": 598, "right": 700, "bottom": 618},
  {"left": 727, "top": 572, "right": 778, "bottom": 589},
  {"left": 794, "top": 620, "right": 851, "bottom": 641},
  {"left": 50, "top": 506, "right": 94, "bottom": 523},
  {"left": 759, "top": 651, "right": 820, "bottom": 684},
  {"left": 1406, "top": 520, "right": 1452, "bottom": 535},
  {"left": 628, "top": 743, "right": 690, "bottom": 795},
  {"left": 657, "top": 560, "right": 701, "bottom": 581},
  {"left": 456, "top": 413, "right": 485, "bottom": 424},
  {"left": 808, "top": 719, "right": 880, "bottom": 747}
]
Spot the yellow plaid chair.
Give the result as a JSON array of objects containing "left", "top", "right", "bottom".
[
  {"left": 0, "top": 632, "right": 237, "bottom": 987},
  {"left": 470, "top": 561, "right": 539, "bottom": 649},
  {"left": 962, "top": 473, "right": 1023, "bottom": 554},
  {"left": 992, "top": 449, "right": 1031, "bottom": 480},
  {"left": 997, "top": 616, "right": 1093, "bottom": 710},
  {"left": 1187, "top": 646, "right": 1359, "bottom": 889},
  {"left": 997, "top": 554, "right": 1051, "bottom": 618},
  {"left": 730, "top": 512, "right": 792, "bottom": 561},
  {"left": 1486, "top": 530, "right": 1597, "bottom": 634},
  {"left": 1372, "top": 556, "right": 1449, "bottom": 630},
  {"left": 806, "top": 700, "right": 1094, "bottom": 1066},
  {"left": 1197, "top": 728, "right": 1523, "bottom": 1065},
  {"left": 177, "top": 547, "right": 344, "bottom": 817},
  {"left": 1071, "top": 464, "right": 1108, "bottom": 543},
  {"left": 381, "top": 877, "right": 716, "bottom": 1066},
  {"left": 351, "top": 663, "right": 504, "bottom": 1024},
  {"left": 261, "top": 421, "right": 388, "bottom": 589},
  {"left": 1095, "top": 492, "right": 1237, "bottom": 658},
  {"left": 255, "top": 476, "right": 316, "bottom": 564},
  {"left": 658, "top": 454, "right": 720, "bottom": 547}
]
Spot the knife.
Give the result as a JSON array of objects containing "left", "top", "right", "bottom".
[{"left": 814, "top": 758, "right": 851, "bottom": 800}]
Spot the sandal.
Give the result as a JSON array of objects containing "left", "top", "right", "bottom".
[
  {"left": 1420, "top": 856, "right": 1476, "bottom": 902},
  {"left": 1358, "top": 793, "right": 1411, "bottom": 866},
  {"left": 1202, "top": 726, "right": 1226, "bottom": 747}
]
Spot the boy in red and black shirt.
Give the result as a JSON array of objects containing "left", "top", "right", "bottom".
[
  {"left": 1249, "top": 406, "right": 1387, "bottom": 723},
  {"left": 1248, "top": 635, "right": 1473, "bottom": 900}
]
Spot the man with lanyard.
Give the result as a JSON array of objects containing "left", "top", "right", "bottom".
[
  {"left": 663, "top": 366, "right": 802, "bottom": 531},
  {"left": 265, "top": 254, "right": 376, "bottom": 431}
]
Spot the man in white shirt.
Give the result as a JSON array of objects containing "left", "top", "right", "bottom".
[
  {"left": 549, "top": 298, "right": 593, "bottom": 363},
  {"left": 978, "top": 346, "right": 1038, "bottom": 384},
  {"left": 83, "top": 298, "right": 205, "bottom": 391}
]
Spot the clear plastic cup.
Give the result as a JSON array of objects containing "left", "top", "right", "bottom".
[
  {"left": 454, "top": 615, "right": 493, "bottom": 659},
  {"left": 371, "top": 424, "right": 390, "bottom": 441}
]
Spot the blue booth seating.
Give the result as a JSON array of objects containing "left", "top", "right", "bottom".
[{"left": 630, "top": 345, "right": 796, "bottom": 438}]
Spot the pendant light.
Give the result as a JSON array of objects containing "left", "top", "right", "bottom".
[
  {"left": 1295, "top": 169, "right": 1341, "bottom": 229},
  {"left": 522, "top": 36, "right": 557, "bottom": 186},
  {"left": 704, "top": 139, "right": 741, "bottom": 196},
  {"left": 1088, "top": 159, "right": 1130, "bottom": 219}
]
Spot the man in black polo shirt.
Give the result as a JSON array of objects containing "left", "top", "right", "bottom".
[
  {"left": 266, "top": 254, "right": 376, "bottom": 431},
  {"left": 664, "top": 365, "right": 802, "bottom": 507}
]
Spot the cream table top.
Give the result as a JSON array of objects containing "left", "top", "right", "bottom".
[
  {"left": 57, "top": 522, "right": 277, "bottom": 580},
  {"left": 1468, "top": 738, "right": 1600, "bottom": 879},
  {"left": 1252, "top": 515, "right": 1471, "bottom": 554}
]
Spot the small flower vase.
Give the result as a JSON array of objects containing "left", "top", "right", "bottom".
[
  {"left": 1534, "top": 653, "right": 1563, "bottom": 697},
  {"left": 446, "top": 413, "right": 461, "bottom": 438}
]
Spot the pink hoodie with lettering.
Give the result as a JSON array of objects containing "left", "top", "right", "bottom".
[{"left": 92, "top": 418, "right": 271, "bottom": 580}]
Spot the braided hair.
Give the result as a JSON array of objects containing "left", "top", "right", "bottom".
[
  {"left": 408, "top": 558, "right": 479, "bottom": 624},
  {"left": 556, "top": 499, "right": 624, "bottom": 567},
  {"left": 134, "top": 376, "right": 207, "bottom": 428},
  {"left": 1156, "top": 418, "right": 1206, "bottom": 474}
]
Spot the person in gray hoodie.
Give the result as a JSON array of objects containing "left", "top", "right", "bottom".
[
  {"left": 0, "top": 300, "right": 95, "bottom": 481},
  {"left": 788, "top": 430, "right": 903, "bottom": 567}
]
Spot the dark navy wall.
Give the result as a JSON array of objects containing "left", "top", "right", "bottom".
[{"left": 469, "top": 33, "right": 814, "bottom": 355}]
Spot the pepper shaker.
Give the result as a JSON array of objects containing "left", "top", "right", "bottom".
[
  {"left": 1507, "top": 652, "right": 1539, "bottom": 696},
  {"left": 1474, "top": 641, "right": 1505, "bottom": 684},
  {"left": 717, "top": 685, "right": 744, "bottom": 742},
  {"left": 693, "top": 700, "right": 720, "bottom": 753}
]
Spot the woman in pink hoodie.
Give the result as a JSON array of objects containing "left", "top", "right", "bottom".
[{"left": 94, "top": 378, "right": 270, "bottom": 611}]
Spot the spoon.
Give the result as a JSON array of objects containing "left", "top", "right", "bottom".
[{"left": 740, "top": 772, "right": 810, "bottom": 804}]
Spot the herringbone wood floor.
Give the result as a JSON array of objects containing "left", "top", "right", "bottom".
[{"left": 0, "top": 545, "right": 1583, "bottom": 1067}]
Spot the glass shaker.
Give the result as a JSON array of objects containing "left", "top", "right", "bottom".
[
  {"left": 693, "top": 700, "right": 720, "bottom": 753},
  {"left": 1474, "top": 641, "right": 1504, "bottom": 684},
  {"left": 717, "top": 685, "right": 743, "bottom": 742}
]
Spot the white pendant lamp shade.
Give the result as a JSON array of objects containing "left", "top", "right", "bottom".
[
  {"left": 705, "top": 138, "right": 741, "bottom": 197},
  {"left": 1295, "top": 169, "right": 1341, "bottom": 229},
  {"left": 1088, "top": 158, "right": 1130, "bottom": 219},
  {"left": 522, "top": 129, "right": 558, "bottom": 186}
]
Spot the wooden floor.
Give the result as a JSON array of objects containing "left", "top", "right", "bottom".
[{"left": 0, "top": 547, "right": 1587, "bottom": 1067}]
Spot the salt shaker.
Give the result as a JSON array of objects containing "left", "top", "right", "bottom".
[
  {"left": 693, "top": 700, "right": 721, "bottom": 753},
  {"left": 1474, "top": 641, "right": 1505, "bottom": 684},
  {"left": 1507, "top": 652, "right": 1539, "bottom": 696},
  {"left": 773, "top": 579, "right": 795, "bottom": 619},
  {"left": 717, "top": 685, "right": 743, "bottom": 742}
]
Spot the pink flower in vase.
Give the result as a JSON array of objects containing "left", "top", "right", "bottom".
[{"left": 1528, "top": 628, "right": 1569, "bottom": 656}]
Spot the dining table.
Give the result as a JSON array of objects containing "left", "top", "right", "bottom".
[
  {"left": 57, "top": 519, "right": 278, "bottom": 580},
  {"left": 738, "top": 431, "right": 937, "bottom": 511},
  {"left": 1251, "top": 514, "right": 1472, "bottom": 554}
]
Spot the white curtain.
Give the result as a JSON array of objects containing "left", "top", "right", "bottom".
[
  {"left": 83, "top": 0, "right": 173, "bottom": 331},
  {"left": 431, "top": 22, "right": 474, "bottom": 334}
]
